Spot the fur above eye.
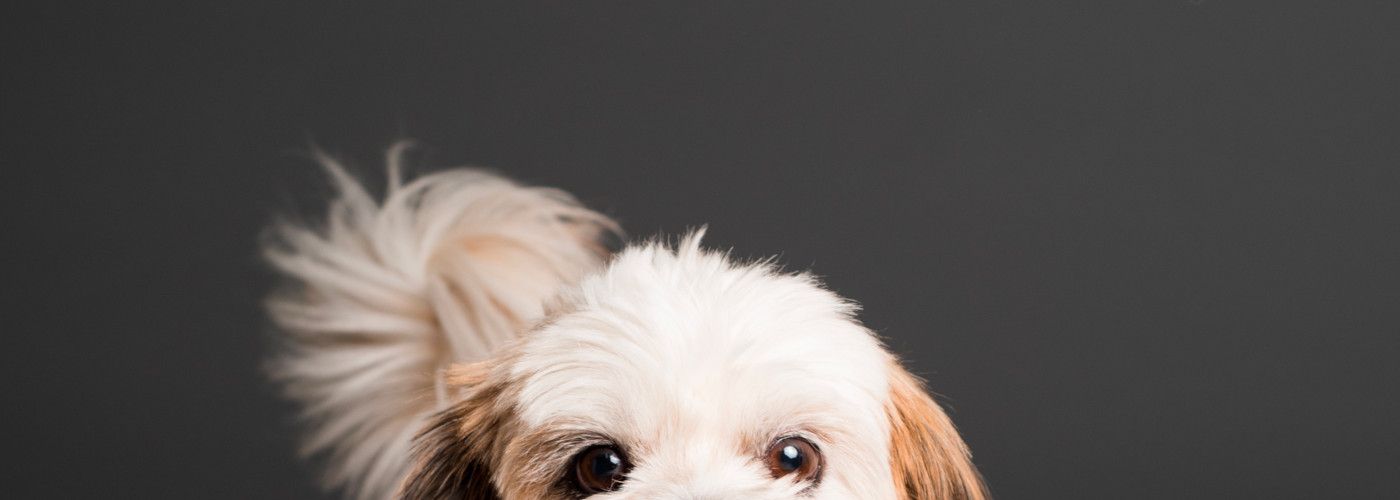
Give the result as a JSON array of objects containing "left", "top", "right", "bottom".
[
  {"left": 764, "top": 437, "right": 822, "bottom": 482},
  {"left": 573, "top": 445, "right": 630, "bottom": 494}
]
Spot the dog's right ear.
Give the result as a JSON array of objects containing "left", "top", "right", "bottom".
[
  {"left": 886, "top": 362, "right": 990, "bottom": 500},
  {"left": 399, "top": 364, "right": 510, "bottom": 500}
]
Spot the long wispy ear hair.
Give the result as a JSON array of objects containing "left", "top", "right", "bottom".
[
  {"left": 263, "top": 143, "right": 619, "bottom": 499},
  {"left": 886, "top": 362, "right": 990, "bottom": 500}
]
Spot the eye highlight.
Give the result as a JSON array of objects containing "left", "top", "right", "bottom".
[
  {"left": 573, "top": 445, "right": 629, "bottom": 494},
  {"left": 764, "top": 436, "right": 822, "bottom": 483}
]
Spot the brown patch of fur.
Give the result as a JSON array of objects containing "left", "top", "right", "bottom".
[
  {"left": 887, "top": 362, "right": 990, "bottom": 500},
  {"left": 400, "top": 362, "right": 574, "bottom": 500},
  {"left": 498, "top": 422, "right": 620, "bottom": 498},
  {"left": 400, "top": 364, "right": 513, "bottom": 499}
]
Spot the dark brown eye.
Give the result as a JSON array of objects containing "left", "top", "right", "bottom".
[
  {"left": 573, "top": 445, "right": 629, "bottom": 494},
  {"left": 764, "top": 437, "right": 822, "bottom": 482}
]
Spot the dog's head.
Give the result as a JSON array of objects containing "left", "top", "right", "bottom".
[{"left": 401, "top": 234, "right": 987, "bottom": 499}]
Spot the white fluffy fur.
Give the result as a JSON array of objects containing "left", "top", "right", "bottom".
[
  {"left": 509, "top": 234, "right": 898, "bottom": 498},
  {"left": 264, "top": 147, "right": 617, "bottom": 499}
]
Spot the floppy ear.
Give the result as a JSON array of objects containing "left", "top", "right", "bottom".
[
  {"left": 886, "top": 362, "right": 990, "bottom": 500},
  {"left": 399, "top": 365, "right": 511, "bottom": 500}
]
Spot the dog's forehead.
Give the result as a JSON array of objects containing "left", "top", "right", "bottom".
[{"left": 507, "top": 243, "right": 892, "bottom": 434}]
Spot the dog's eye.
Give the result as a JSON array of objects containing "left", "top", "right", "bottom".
[
  {"left": 573, "top": 445, "right": 629, "bottom": 494},
  {"left": 764, "top": 437, "right": 822, "bottom": 482}
]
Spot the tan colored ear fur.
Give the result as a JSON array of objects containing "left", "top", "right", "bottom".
[
  {"left": 887, "top": 362, "right": 990, "bottom": 500},
  {"left": 399, "top": 364, "right": 511, "bottom": 500}
]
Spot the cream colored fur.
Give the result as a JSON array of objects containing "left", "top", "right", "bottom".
[{"left": 263, "top": 146, "right": 617, "bottom": 499}]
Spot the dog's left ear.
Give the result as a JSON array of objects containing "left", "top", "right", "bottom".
[
  {"left": 886, "top": 362, "right": 990, "bottom": 500},
  {"left": 399, "top": 364, "right": 510, "bottom": 500}
]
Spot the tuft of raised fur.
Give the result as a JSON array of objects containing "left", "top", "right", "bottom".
[{"left": 263, "top": 145, "right": 619, "bottom": 499}]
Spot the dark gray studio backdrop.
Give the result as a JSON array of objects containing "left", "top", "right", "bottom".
[{"left": 4, "top": 2, "right": 1398, "bottom": 498}]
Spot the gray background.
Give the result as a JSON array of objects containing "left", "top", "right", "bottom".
[{"left": 4, "top": 2, "right": 1399, "bottom": 498}]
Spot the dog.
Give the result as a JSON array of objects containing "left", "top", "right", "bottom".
[{"left": 264, "top": 146, "right": 988, "bottom": 499}]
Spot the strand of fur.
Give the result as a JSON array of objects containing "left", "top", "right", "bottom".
[{"left": 264, "top": 146, "right": 619, "bottom": 499}]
